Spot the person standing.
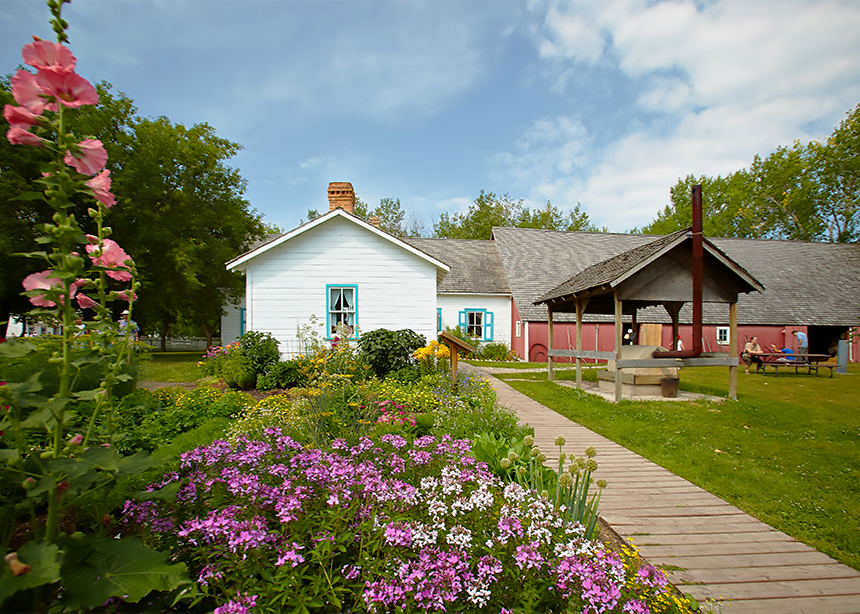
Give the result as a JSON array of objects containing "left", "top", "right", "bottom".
[
  {"left": 792, "top": 330, "right": 808, "bottom": 357},
  {"left": 119, "top": 310, "right": 139, "bottom": 341}
]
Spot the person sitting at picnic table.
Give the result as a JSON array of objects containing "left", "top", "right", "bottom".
[
  {"left": 742, "top": 336, "right": 764, "bottom": 374},
  {"left": 770, "top": 344, "right": 795, "bottom": 361}
]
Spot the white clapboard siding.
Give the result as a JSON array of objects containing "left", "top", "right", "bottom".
[
  {"left": 244, "top": 216, "right": 439, "bottom": 356},
  {"left": 437, "top": 294, "right": 512, "bottom": 346}
]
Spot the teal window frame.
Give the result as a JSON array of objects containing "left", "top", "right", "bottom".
[
  {"left": 458, "top": 308, "right": 493, "bottom": 341},
  {"left": 239, "top": 307, "right": 246, "bottom": 336},
  {"left": 326, "top": 284, "right": 358, "bottom": 339},
  {"left": 437, "top": 308, "right": 442, "bottom": 334}
]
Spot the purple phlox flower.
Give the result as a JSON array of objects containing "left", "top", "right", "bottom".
[
  {"left": 373, "top": 479, "right": 418, "bottom": 504},
  {"left": 380, "top": 433, "right": 408, "bottom": 449},
  {"left": 636, "top": 564, "right": 669, "bottom": 591},
  {"left": 408, "top": 449, "right": 433, "bottom": 465},
  {"left": 214, "top": 592, "right": 257, "bottom": 614},
  {"left": 496, "top": 516, "right": 524, "bottom": 544},
  {"left": 197, "top": 564, "right": 224, "bottom": 587},
  {"left": 341, "top": 564, "right": 361, "bottom": 580},
  {"left": 623, "top": 600, "right": 651, "bottom": 614},
  {"left": 383, "top": 521, "right": 413, "bottom": 547},
  {"left": 275, "top": 487, "right": 309, "bottom": 523},
  {"left": 275, "top": 542, "right": 306, "bottom": 567},
  {"left": 514, "top": 540, "right": 545, "bottom": 572}
]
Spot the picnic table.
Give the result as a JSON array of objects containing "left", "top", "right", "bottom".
[{"left": 756, "top": 352, "right": 837, "bottom": 377}]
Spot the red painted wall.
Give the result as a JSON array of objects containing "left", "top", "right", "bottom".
[{"left": 510, "top": 320, "right": 859, "bottom": 364}]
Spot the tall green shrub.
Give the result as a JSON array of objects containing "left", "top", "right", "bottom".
[{"left": 357, "top": 328, "right": 425, "bottom": 378}]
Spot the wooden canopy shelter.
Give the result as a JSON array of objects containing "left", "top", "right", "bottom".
[{"left": 534, "top": 206, "right": 764, "bottom": 401}]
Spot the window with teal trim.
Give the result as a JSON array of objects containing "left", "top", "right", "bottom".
[
  {"left": 327, "top": 285, "right": 357, "bottom": 338},
  {"left": 437, "top": 308, "right": 442, "bottom": 333},
  {"left": 458, "top": 308, "right": 493, "bottom": 341}
]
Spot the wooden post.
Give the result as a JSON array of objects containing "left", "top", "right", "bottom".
[
  {"left": 576, "top": 299, "right": 584, "bottom": 390},
  {"left": 729, "top": 302, "right": 738, "bottom": 400},
  {"left": 547, "top": 308, "right": 554, "bottom": 382},
  {"left": 438, "top": 331, "right": 477, "bottom": 393},
  {"left": 615, "top": 293, "right": 623, "bottom": 403}
]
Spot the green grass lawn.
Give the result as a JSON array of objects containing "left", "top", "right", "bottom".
[
  {"left": 139, "top": 351, "right": 203, "bottom": 382},
  {"left": 495, "top": 364, "right": 860, "bottom": 571}
]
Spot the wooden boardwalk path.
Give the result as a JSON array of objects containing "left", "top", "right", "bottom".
[{"left": 480, "top": 372, "right": 860, "bottom": 613}]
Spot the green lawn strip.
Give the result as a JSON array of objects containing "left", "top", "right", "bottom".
[
  {"left": 139, "top": 351, "right": 203, "bottom": 382},
  {"left": 496, "top": 365, "right": 860, "bottom": 571}
]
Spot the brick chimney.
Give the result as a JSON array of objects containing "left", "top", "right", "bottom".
[
  {"left": 368, "top": 216, "right": 381, "bottom": 228},
  {"left": 328, "top": 182, "right": 355, "bottom": 214}
]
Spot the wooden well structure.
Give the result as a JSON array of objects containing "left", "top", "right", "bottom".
[{"left": 534, "top": 186, "right": 764, "bottom": 402}]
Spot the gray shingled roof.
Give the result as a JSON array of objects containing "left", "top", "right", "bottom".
[
  {"left": 537, "top": 228, "right": 690, "bottom": 303},
  {"left": 493, "top": 226, "right": 860, "bottom": 327},
  {"left": 403, "top": 238, "right": 510, "bottom": 294}
]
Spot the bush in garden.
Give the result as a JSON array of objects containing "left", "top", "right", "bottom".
[
  {"left": 119, "top": 386, "right": 254, "bottom": 453},
  {"left": 122, "top": 432, "right": 693, "bottom": 613},
  {"left": 429, "top": 371, "right": 526, "bottom": 440},
  {"left": 227, "top": 394, "right": 303, "bottom": 440},
  {"left": 360, "top": 373, "right": 442, "bottom": 414},
  {"left": 294, "top": 378, "right": 379, "bottom": 448},
  {"left": 477, "top": 341, "right": 516, "bottom": 362},
  {"left": 256, "top": 357, "right": 311, "bottom": 390},
  {"left": 357, "top": 328, "right": 425, "bottom": 378},
  {"left": 239, "top": 330, "right": 280, "bottom": 377},
  {"left": 306, "top": 340, "right": 371, "bottom": 385},
  {"left": 199, "top": 331, "right": 280, "bottom": 389}
]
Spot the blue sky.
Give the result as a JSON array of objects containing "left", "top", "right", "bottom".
[{"left": 3, "top": 0, "right": 860, "bottom": 234}]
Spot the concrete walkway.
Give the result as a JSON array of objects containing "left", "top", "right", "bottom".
[{"left": 473, "top": 368, "right": 860, "bottom": 614}]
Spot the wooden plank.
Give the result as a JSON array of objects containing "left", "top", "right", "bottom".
[
  {"left": 634, "top": 531, "right": 797, "bottom": 546},
  {"left": 670, "top": 564, "right": 860, "bottom": 585},
  {"left": 654, "top": 551, "right": 840, "bottom": 569},
  {"left": 639, "top": 540, "right": 819, "bottom": 557},
  {"left": 686, "top": 577, "right": 860, "bottom": 600},
  {"left": 691, "top": 595, "right": 860, "bottom": 614}
]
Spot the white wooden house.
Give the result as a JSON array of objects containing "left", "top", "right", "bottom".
[{"left": 224, "top": 184, "right": 450, "bottom": 356}]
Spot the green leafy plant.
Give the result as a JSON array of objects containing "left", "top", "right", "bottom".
[
  {"left": 477, "top": 341, "right": 515, "bottom": 362},
  {"left": 357, "top": 328, "right": 425, "bottom": 378}
]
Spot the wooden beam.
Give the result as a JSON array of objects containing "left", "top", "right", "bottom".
[
  {"left": 576, "top": 298, "right": 584, "bottom": 389},
  {"left": 548, "top": 308, "right": 554, "bottom": 381},
  {"left": 729, "top": 302, "right": 738, "bottom": 400},
  {"left": 615, "top": 292, "right": 623, "bottom": 402}
]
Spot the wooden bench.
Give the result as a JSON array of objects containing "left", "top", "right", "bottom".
[{"left": 761, "top": 357, "right": 837, "bottom": 378}]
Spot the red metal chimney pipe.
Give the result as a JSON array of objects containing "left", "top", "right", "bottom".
[{"left": 653, "top": 184, "right": 704, "bottom": 359}]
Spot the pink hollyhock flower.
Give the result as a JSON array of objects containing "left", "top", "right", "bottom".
[
  {"left": 86, "top": 239, "right": 133, "bottom": 281},
  {"left": 85, "top": 169, "right": 116, "bottom": 208},
  {"left": 11, "top": 70, "right": 48, "bottom": 114},
  {"left": 22, "top": 38, "right": 76, "bottom": 71},
  {"left": 64, "top": 139, "right": 108, "bottom": 175},
  {"left": 3, "top": 104, "right": 42, "bottom": 130},
  {"left": 7, "top": 126, "right": 47, "bottom": 147},
  {"left": 35, "top": 67, "right": 98, "bottom": 110},
  {"left": 22, "top": 270, "right": 65, "bottom": 307},
  {"left": 116, "top": 290, "right": 138, "bottom": 303},
  {"left": 76, "top": 294, "right": 98, "bottom": 309}
]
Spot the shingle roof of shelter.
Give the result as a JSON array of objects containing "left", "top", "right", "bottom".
[
  {"left": 536, "top": 228, "right": 693, "bottom": 303},
  {"left": 403, "top": 238, "right": 510, "bottom": 294}
]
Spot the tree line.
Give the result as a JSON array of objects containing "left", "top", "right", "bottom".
[{"left": 1, "top": 79, "right": 267, "bottom": 344}]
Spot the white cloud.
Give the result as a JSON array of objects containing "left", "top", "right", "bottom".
[{"left": 502, "top": 0, "right": 860, "bottom": 231}]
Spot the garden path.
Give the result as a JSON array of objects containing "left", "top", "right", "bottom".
[{"left": 469, "top": 367, "right": 860, "bottom": 614}]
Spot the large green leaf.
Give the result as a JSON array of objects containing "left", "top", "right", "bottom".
[
  {"left": 0, "top": 541, "right": 62, "bottom": 606},
  {"left": 59, "top": 536, "right": 189, "bottom": 608}
]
